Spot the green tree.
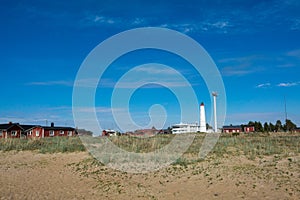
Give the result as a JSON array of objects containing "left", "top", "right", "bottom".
[
  {"left": 284, "top": 119, "right": 297, "bottom": 132},
  {"left": 248, "top": 121, "right": 255, "bottom": 127},
  {"left": 275, "top": 120, "right": 282, "bottom": 132},
  {"left": 206, "top": 123, "right": 212, "bottom": 130},
  {"left": 263, "top": 122, "right": 269, "bottom": 132},
  {"left": 269, "top": 122, "right": 275, "bottom": 132},
  {"left": 255, "top": 121, "right": 263, "bottom": 132}
]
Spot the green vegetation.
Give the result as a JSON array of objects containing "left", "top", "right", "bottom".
[
  {"left": 1, "top": 133, "right": 299, "bottom": 164},
  {"left": 107, "top": 133, "right": 300, "bottom": 163},
  {"left": 0, "top": 137, "right": 85, "bottom": 153},
  {"left": 244, "top": 119, "right": 297, "bottom": 132}
]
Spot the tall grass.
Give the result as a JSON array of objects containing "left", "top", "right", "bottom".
[
  {"left": 1, "top": 133, "right": 299, "bottom": 162},
  {"left": 0, "top": 137, "right": 85, "bottom": 153},
  {"left": 108, "top": 134, "right": 175, "bottom": 153},
  {"left": 108, "top": 133, "right": 300, "bottom": 163}
]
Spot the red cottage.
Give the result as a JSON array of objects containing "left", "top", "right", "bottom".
[
  {"left": 0, "top": 122, "right": 76, "bottom": 139},
  {"left": 244, "top": 126, "right": 255, "bottom": 133},
  {"left": 222, "top": 125, "right": 242, "bottom": 133},
  {"left": 293, "top": 128, "right": 300, "bottom": 133},
  {"left": 0, "top": 122, "right": 23, "bottom": 138}
]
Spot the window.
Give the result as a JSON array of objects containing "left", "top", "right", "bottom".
[
  {"left": 36, "top": 131, "right": 40, "bottom": 137},
  {"left": 0, "top": 130, "right": 3, "bottom": 136},
  {"left": 68, "top": 131, "right": 72, "bottom": 136},
  {"left": 49, "top": 130, "right": 54, "bottom": 136},
  {"left": 29, "top": 131, "right": 32, "bottom": 136},
  {"left": 11, "top": 131, "right": 17, "bottom": 136},
  {"left": 60, "top": 130, "right": 64, "bottom": 135}
]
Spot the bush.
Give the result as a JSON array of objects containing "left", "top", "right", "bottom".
[{"left": 232, "top": 132, "right": 240, "bottom": 136}]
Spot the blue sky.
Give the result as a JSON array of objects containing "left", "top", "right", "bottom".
[{"left": 1, "top": 0, "right": 300, "bottom": 133}]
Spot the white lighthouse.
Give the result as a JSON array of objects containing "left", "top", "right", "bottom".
[{"left": 200, "top": 102, "right": 207, "bottom": 133}]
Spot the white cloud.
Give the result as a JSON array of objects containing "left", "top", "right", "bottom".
[
  {"left": 256, "top": 83, "right": 271, "bottom": 88},
  {"left": 290, "top": 19, "right": 300, "bottom": 30},
  {"left": 160, "top": 23, "right": 197, "bottom": 34},
  {"left": 27, "top": 80, "right": 73, "bottom": 86},
  {"left": 27, "top": 78, "right": 101, "bottom": 88},
  {"left": 73, "top": 106, "right": 125, "bottom": 113},
  {"left": 132, "top": 17, "right": 146, "bottom": 25},
  {"left": 160, "top": 20, "right": 231, "bottom": 34},
  {"left": 80, "top": 13, "right": 120, "bottom": 27},
  {"left": 93, "top": 15, "right": 116, "bottom": 24},
  {"left": 203, "top": 21, "right": 231, "bottom": 32},
  {"left": 277, "top": 82, "right": 299, "bottom": 87},
  {"left": 286, "top": 49, "right": 300, "bottom": 58},
  {"left": 102, "top": 79, "right": 192, "bottom": 89},
  {"left": 221, "top": 65, "right": 261, "bottom": 76},
  {"left": 218, "top": 55, "right": 264, "bottom": 63},
  {"left": 134, "top": 65, "right": 178, "bottom": 75}
]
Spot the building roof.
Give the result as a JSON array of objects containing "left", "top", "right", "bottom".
[
  {"left": 42, "top": 126, "right": 75, "bottom": 130},
  {"left": 0, "top": 123, "right": 74, "bottom": 131},
  {"left": 223, "top": 125, "right": 242, "bottom": 129},
  {"left": 20, "top": 125, "right": 40, "bottom": 131},
  {"left": 0, "top": 123, "right": 24, "bottom": 130}
]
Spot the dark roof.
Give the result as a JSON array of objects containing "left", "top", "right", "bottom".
[
  {"left": 0, "top": 123, "right": 24, "bottom": 130},
  {"left": 43, "top": 126, "right": 75, "bottom": 130},
  {"left": 0, "top": 124, "right": 13, "bottom": 130},
  {"left": 20, "top": 125, "right": 40, "bottom": 131},
  {"left": 223, "top": 125, "right": 242, "bottom": 129},
  {"left": 0, "top": 123, "right": 74, "bottom": 131}
]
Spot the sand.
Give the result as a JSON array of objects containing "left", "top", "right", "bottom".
[{"left": 0, "top": 151, "right": 299, "bottom": 200}]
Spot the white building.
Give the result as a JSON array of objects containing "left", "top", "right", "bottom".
[{"left": 171, "top": 123, "right": 200, "bottom": 134}]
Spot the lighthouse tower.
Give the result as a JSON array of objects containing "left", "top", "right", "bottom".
[{"left": 200, "top": 102, "right": 207, "bottom": 133}]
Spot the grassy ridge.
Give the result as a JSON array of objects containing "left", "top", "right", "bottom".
[
  {"left": 0, "top": 137, "right": 85, "bottom": 153},
  {"left": 1, "top": 134, "right": 299, "bottom": 162},
  {"left": 107, "top": 133, "right": 300, "bottom": 163}
]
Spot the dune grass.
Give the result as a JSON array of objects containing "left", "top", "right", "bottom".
[
  {"left": 107, "top": 133, "right": 300, "bottom": 163},
  {"left": 1, "top": 133, "right": 299, "bottom": 163},
  {"left": 0, "top": 136, "right": 85, "bottom": 153}
]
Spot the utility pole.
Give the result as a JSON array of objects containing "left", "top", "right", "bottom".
[
  {"left": 284, "top": 96, "right": 288, "bottom": 131},
  {"left": 212, "top": 92, "right": 218, "bottom": 133}
]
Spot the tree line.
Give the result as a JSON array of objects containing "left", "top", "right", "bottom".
[{"left": 242, "top": 119, "right": 297, "bottom": 132}]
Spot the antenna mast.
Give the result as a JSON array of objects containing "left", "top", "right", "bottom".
[
  {"left": 284, "top": 95, "right": 287, "bottom": 121},
  {"left": 212, "top": 92, "right": 218, "bottom": 133}
]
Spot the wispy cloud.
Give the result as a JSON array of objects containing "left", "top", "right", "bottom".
[
  {"left": 218, "top": 54, "right": 266, "bottom": 76},
  {"left": 93, "top": 15, "right": 116, "bottom": 24},
  {"left": 277, "top": 82, "right": 300, "bottom": 87},
  {"left": 27, "top": 78, "right": 101, "bottom": 88},
  {"left": 218, "top": 55, "right": 264, "bottom": 63},
  {"left": 290, "top": 19, "right": 300, "bottom": 30},
  {"left": 79, "top": 12, "right": 124, "bottom": 27},
  {"left": 255, "top": 81, "right": 300, "bottom": 88},
  {"left": 221, "top": 64, "right": 263, "bottom": 76},
  {"left": 73, "top": 106, "right": 125, "bottom": 113},
  {"left": 134, "top": 65, "right": 178, "bottom": 75},
  {"left": 132, "top": 17, "right": 146, "bottom": 25},
  {"left": 27, "top": 80, "right": 74, "bottom": 86},
  {"left": 256, "top": 83, "right": 271, "bottom": 88},
  {"left": 286, "top": 49, "right": 300, "bottom": 58},
  {"left": 160, "top": 20, "right": 231, "bottom": 34}
]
